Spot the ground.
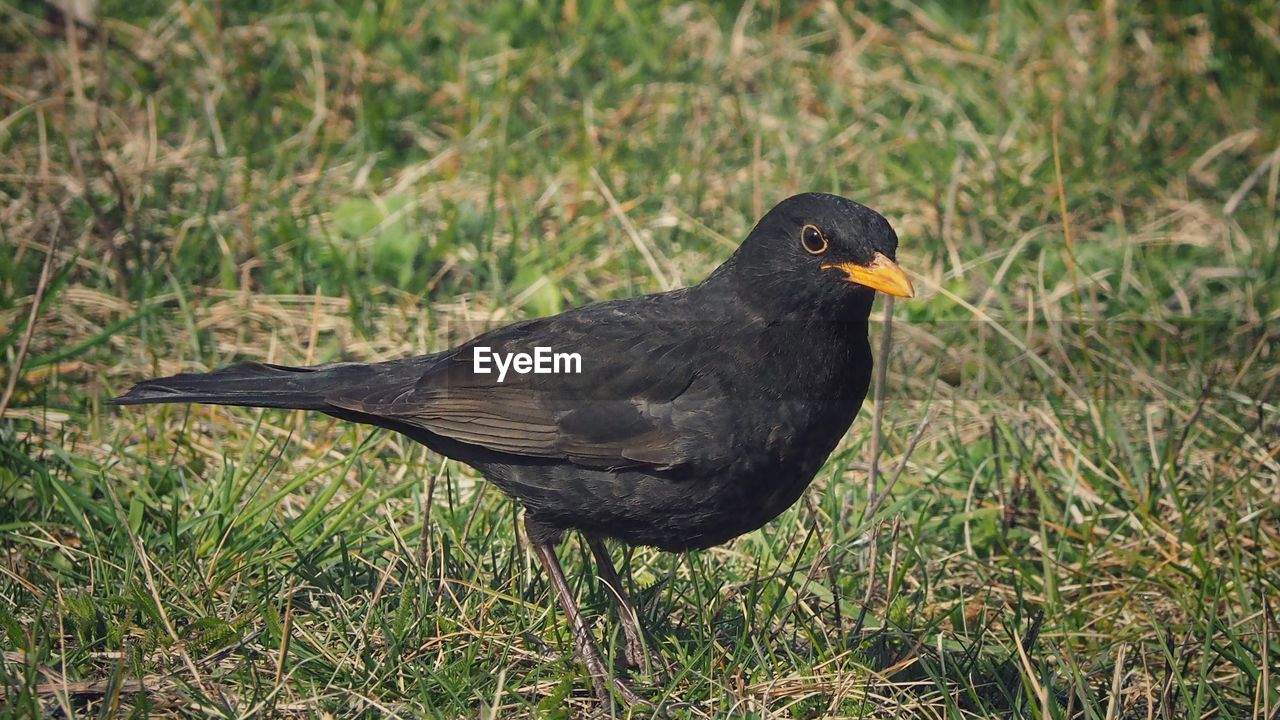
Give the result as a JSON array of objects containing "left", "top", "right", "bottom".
[{"left": 2, "top": 1, "right": 1278, "bottom": 717}]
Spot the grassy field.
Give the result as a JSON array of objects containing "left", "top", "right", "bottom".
[{"left": 3, "top": 0, "right": 1278, "bottom": 717}]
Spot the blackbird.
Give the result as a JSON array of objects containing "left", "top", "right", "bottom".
[{"left": 110, "top": 192, "right": 914, "bottom": 705}]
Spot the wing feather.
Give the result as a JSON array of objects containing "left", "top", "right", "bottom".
[{"left": 324, "top": 301, "right": 724, "bottom": 472}]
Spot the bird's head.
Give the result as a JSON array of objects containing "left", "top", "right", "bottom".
[{"left": 709, "top": 193, "right": 913, "bottom": 318}]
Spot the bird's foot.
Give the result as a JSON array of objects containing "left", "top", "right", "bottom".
[
  {"left": 623, "top": 634, "right": 648, "bottom": 672},
  {"left": 531, "top": 535, "right": 650, "bottom": 709},
  {"left": 610, "top": 676, "right": 648, "bottom": 708},
  {"left": 579, "top": 635, "right": 649, "bottom": 708},
  {"left": 615, "top": 635, "right": 665, "bottom": 681}
]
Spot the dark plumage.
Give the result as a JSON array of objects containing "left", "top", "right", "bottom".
[{"left": 110, "top": 192, "right": 913, "bottom": 706}]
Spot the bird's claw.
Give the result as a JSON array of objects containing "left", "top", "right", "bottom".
[{"left": 617, "top": 638, "right": 665, "bottom": 681}]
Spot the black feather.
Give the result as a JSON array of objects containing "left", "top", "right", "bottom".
[{"left": 110, "top": 362, "right": 366, "bottom": 411}]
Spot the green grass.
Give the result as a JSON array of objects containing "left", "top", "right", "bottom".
[{"left": 2, "top": 0, "right": 1278, "bottom": 717}]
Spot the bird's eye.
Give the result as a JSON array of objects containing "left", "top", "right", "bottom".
[{"left": 801, "top": 225, "right": 828, "bottom": 255}]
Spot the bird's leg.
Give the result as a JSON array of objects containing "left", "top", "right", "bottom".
[
  {"left": 586, "top": 537, "right": 651, "bottom": 674},
  {"left": 528, "top": 527, "right": 644, "bottom": 707}
]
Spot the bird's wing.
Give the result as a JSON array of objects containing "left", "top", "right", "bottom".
[{"left": 325, "top": 298, "right": 732, "bottom": 472}]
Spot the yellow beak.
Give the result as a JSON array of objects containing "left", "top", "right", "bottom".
[{"left": 822, "top": 252, "right": 915, "bottom": 298}]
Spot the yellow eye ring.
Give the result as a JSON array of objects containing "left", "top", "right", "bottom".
[{"left": 801, "top": 225, "right": 828, "bottom": 254}]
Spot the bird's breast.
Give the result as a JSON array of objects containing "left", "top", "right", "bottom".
[{"left": 672, "top": 324, "right": 870, "bottom": 542}]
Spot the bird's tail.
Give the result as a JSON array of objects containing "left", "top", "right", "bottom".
[{"left": 108, "top": 362, "right": 364, "bottom": 411}]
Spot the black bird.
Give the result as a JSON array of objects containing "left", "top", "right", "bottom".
[{"left": 110, "top": 192, "right": 914, "bottom": 705}]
